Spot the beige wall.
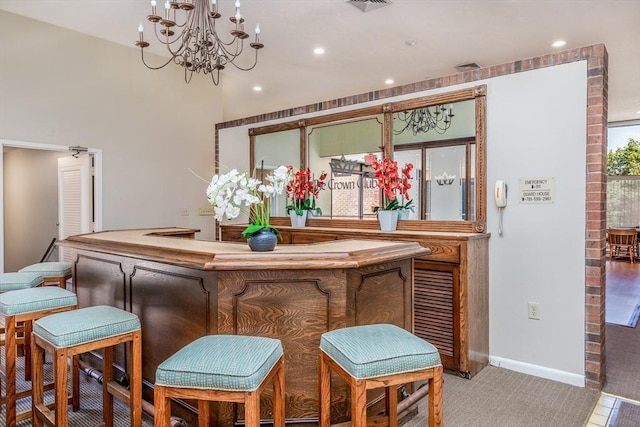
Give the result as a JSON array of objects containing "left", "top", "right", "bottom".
[{"left": 1, "top": 10, "right": 222, "bottom": 268}]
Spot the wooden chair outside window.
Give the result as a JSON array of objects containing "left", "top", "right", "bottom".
[{"left": 607, "top": 228, "right": 638, "bottom": 263}]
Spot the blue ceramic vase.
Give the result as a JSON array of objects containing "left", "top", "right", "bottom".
[{"left": 247, "top": 228, "right": 278, "bottom": 251}]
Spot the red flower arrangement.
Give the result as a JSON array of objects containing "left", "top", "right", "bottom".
[
  {"left": 371, "top": 158, "right": 414, "bottom": 212},
  {"left": 286, "top": 166, "right": 328, "bottom": 216}
]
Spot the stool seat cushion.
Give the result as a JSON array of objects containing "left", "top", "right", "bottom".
[
  {"left": 0, "top": 272, "right": 44, "bottom": 292},
  {"left": 19, "top": 261, "right": 72, "bottom": 278},
  {"left": 156, "top": 335, "right": 283, "bottom": 392},
  {"left": 0, "top": 287, "right": 77, "bottom": 316},
  {"left": 33, "top": 305, "right": 140, "bottom": 348},
  {"left": 320, "top": 324, "right": 441, "bottom": 379}
]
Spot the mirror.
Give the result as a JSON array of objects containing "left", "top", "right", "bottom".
[
  {"left": 393, "top": 99, "right": 476, "bottom": 221},
  {"left": 248, "top": 85, "right": 487, "bottom": 233}
]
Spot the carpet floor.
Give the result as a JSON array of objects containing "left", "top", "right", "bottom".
[
  {"left": 406, "top": 366, "right": 599, "bottom": 427},
  {"left": 610, "top": 400, "right": 640, "bottom": 427},
  {"left": 2, "top": 363, "right": 599, "bottom": 427},
  {"left": 603, "top": 322, "right": 640, "bottom": 402}
]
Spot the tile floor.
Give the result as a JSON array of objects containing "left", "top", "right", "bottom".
[{"left": 585, "top": 393, "right": 640, "bottom": 427}]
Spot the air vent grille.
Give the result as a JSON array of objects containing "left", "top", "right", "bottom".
[
  {"left": 455, "top": 62, "right": 481, "bottom": 72},
  {"left": 347, "top": 0, "right": 392, "bottom": 13}
]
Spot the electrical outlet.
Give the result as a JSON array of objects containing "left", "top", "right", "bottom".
[
  {"left": 528, "top": 302, "right": 540, "bottom": 320},
  {"left": 180, "top": 208, "right": 189, "bottom": 216}
]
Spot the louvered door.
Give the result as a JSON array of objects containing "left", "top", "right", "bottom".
[
  {"left": 414, "top": 260, "right": 460, "bottom": 371},
  {"left": 58, "top": 155, "right": 92, "bottom": 262}
]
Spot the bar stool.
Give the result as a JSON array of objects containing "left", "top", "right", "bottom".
[
  {"left": 31, "top": 305, "right": 142, "bottom": 427},
  {"left": 0, "top": 272, "right": 44, "bottom": 292},
  {"left": 319, "top": 324, "right": 444, "bottom": 427},
  {"left": 0, "top": 286, "right": 78, "bottom": 426},
  {"left": 153, "top": 335, "right": 285, "bottom": 427},
  {"left": 19, "top": 261, "right": 72, "bottom": 289},
  {"left": 0, "top": 272, "right": 45, "bottom": 355}
]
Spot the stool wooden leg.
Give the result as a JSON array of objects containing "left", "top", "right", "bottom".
[
  {"left": 103, "top": 345, "right": 114, "bottom": 427},
  {"left": 153, "top": 385, "right": 170, "bottom": 427},
  {"left": 244, "top": 391, "right": 260, "bottom": 427},
  {"left": 386, "top": 385, "right": 398, "bottom": 427},
  {"left": 31, "top": 335, "right": 46, "bottom": 427},
  {"left": 24, "top": 320, "right": 32, "bottom": 382},
  {"left": 428, "top": 365, "right": 444, "bottom": 427},
  {"left": 318, "top": 352, "right": 331, "bottom": 427},
  {"left": 72, "top": 354, "right": 80, "bottom": 411},
  {"left": 273, "top": 359, "right": 285, "bottom": 427},
  {"left": 197, "top": 401, "right": 211, "bottom": 427},
  {"left": 55, "top": 348, "right": 70, "bottom": 426},
  {"left": 352, "top": 379, "right": 367, "bottom": 427},
  {"left": 130, "top": 330, "right": 143, "bottom": 427},
  {"left": 5, "top": 314, "right": 17, "bottom": 427}
]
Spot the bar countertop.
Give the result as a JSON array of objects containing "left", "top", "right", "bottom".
[{"left": 60, "top": 227, "right": 430, "bottom": 270}]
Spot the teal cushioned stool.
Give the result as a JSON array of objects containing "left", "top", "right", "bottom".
[
  {"left": 19, "top": 261, "right": 72, "bottom": 289},
  {"left": 0, "top": 272, "right": 45, "bottom": 363},
  {"left": 0, "top": 272, "right": 44, "bottom": 292},
  {"left": 31, "top": 305, "right": 142, "bottom": 427},
  {"left": 319, "top": 324, "right": 443, "bottom": 427},
  {"left": 0, "top": 286, "right": 77, "bottom": 426},
  {"left": 154, "top": 335, "right": 285, "bottom": 427}
]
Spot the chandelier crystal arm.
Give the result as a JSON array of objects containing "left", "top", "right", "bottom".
[{"left": 135, "top": 0, "right": 264, "bottom": 85}]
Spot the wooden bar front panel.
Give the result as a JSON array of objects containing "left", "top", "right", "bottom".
[{"left": 70, "top": 246, "right": 413, "bottom": 425}]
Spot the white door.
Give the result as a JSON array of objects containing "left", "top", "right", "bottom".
[{"left": 58, "top": 154, "right": 93, "bottom": 262}]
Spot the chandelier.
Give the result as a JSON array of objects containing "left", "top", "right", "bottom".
[
  {"left": 135, "top": 0, "right": 264, "bottom": 84},
  {"left": 393, "top": 104, "right": 455, "bottom": 135}
]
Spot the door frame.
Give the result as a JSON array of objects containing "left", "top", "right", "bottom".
[{"left": 0, "top": 139, "right": 103, "bottom": 272}]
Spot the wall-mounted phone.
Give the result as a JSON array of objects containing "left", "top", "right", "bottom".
[
  {"left": 495, "top": 180, "right": 507, "bottom": 235},
  {"left": 495, "top": 180, "right": 508, "bottom": 208}
]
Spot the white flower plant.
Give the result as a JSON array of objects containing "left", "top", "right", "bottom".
[{"left": 205, "top": 165, "right": 290, "bottom": 239}]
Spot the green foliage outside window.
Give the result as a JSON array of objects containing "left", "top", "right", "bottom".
[{"left": 607, "top": 138, "right": 640, "bottom": 176}]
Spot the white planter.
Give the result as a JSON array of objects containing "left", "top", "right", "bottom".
[
  {"left": 377, "top": 210, "right": 399, "bottom": 232},
  {"left": 289, "top": 210, "right": 308, "bottom": 228}
]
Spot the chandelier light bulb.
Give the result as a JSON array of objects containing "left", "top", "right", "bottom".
[
  {"left": 255, "top": 23, "right": 260, "bottom": 34},
  {"left": 138, "top": 23, "right": 144, "bottom": 33}
]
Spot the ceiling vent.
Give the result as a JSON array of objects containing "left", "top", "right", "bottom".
[
  {"left": 347, "top": 0, "right": 392, "bottom": 13},
  {"left": 455, "top": 62, "right": 481, "bottom": 72}
]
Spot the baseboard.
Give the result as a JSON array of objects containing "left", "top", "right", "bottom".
[{"left": 489, "top": 356, "right": 585, "bottom": 387}]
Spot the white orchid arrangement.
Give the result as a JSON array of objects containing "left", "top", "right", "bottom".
[{"left": 206, "top": 165, "right": 290, "bottom": 238}]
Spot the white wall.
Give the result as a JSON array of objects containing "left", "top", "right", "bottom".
[
  {"left": 0, "top": 10, "right": 222, "bottom": 265},
  {"left": 485, "top": 62, "right": 587, "bottom": 384},
  {"left": 218, "top": 61, "right": 589, "bottom": 385}
]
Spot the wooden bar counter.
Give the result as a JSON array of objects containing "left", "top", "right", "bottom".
[{"left": 60, "top": 228, "right": 429, "bottom": 425}]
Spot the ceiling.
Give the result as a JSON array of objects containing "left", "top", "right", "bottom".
[{"left": 1, "top": 0, "right": 639, "bottom": 123}]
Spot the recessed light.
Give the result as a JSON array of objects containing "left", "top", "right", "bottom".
[
  {"left": 385, "top": 79, "right": 394, "bottom": 85},
  {"left": 253, "top": 86, "right": 262, "bottom": 92},
  {"left": 405, "top": 40, "right": 416, "bottom": 46},
  {"left": 314, "top": 47, "right": 325, "bottom": 55},
  {"left": 551, "top": 40, "right": 566, "bottom": 48}
]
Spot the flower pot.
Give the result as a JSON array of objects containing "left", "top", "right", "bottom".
[
  {"left": 377, "top": 209, "right": 399, "bottom": 232},
  {"left": 398, "top": 209, "right": 410, "bottom": 220},
  {"left": 289, "top": 210, "right": 308, "bottom": 228},
  {"left": 246, "top": 228, "right": 278, "bottom": 252}
]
